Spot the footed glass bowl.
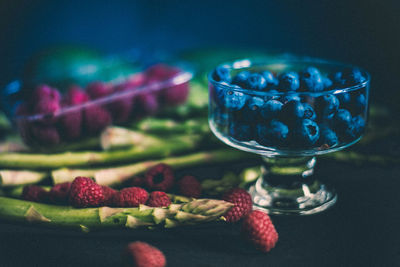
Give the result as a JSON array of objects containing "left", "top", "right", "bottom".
[{"left": 208, "top": 57, "right": 370, "bottom": 215}]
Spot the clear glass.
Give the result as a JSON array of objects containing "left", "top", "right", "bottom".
[{"left": 208, "top": 57, "right": 370, "bottom": 215}]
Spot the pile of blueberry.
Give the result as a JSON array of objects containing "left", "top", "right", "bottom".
[{"left": 210, "top": 65, "right": 368, "bottom": 150}]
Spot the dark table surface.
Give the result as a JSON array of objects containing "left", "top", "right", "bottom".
[{"left": 0, "top": 159, "right": 399, "bottom": 267}]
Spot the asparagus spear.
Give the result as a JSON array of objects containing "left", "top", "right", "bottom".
[
  {"left": 133, "top": 118, "right": 209, "bottom": 135},
  {"left": 0, "top": 196, "right": 233, "bottom": 232},
  {"left": 0, "top": 170, "right": 48, "bottom": 187},
  {"left": 0, "top": 134, "right": 203, "bottom": 169},
  {"left": 52, "top": 149, "right": 257, "bottom": 186}
]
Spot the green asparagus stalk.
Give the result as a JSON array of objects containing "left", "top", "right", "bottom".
[
  {"left": 52, "top": 149, "right": 257, "bottom": 186},
  {"left": 134, "top": 118, "right": 209, "bottom": 135},
  {"left": 0, "top": 134, "right": 203, "bottom": 169},
  {"left": 0, "top": 170, "right": 48, "bottom": 187},
  {"left": 0, "top": 196, "right": 233, "bottom": 232}
]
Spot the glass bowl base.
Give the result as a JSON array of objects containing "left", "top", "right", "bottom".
[{"left": 248, "top": 177, "right": 337, "bottom": 215}]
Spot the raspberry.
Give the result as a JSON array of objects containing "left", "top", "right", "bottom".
[
  {"left": 177, "top": 175, "right": 202, "bottom": 198},
  {"left": 122, "top": 241, "right": 166, "bottom": 267},
  {"left": 241, "top": 210, "right": 278, "bottom": 252},
  {"left": 86, "top": 81, "right": 111, "bottom": 99},
  {"left": 34, "top": 98, "right": 61, "bottom": 125},
  {"left": 84, "top": 104, "right": 112, "bottom": 135},
  {"left": 65, "top": 86, "right": 90, "bottom": 105},
  {"left": 22, "top": 185, "right": 48, "bottom": 203},
  {"left": 31, "top": 125, "right": 61, "bottom": 145},
  {"left": 222, "top": 188, "right": 253, "bottom": 223},
  {"left": 69, "top": 177, "right": 105, "bottom": 208},
  {"left": 145, "top": 164, "right": 174, "bottom": 192},
  {"left": 102, "top": 186, "right": 117, "bottom": 206},
  {"left": 31, "top": 84, "right": 61, "bottom": 104},
  {"left": 49, "top": 182, "right": 71, "bottom": 204},
  {"left": 134, "top": 92, "right": 159, "bottom": 118},
  {"left": 60, "top": 87, "right": 89, "bottom": 140},
  {"left": 108, "top": 85, "right": 134, "bottom": 124},
  {"left": 147, "top": 191, "right": 171, "bottom": 207},
  {"left": 112, "top": 187, "right": 149, "bottom": 207},
  {"left": 130, "top": 176, "right": 146, "bottom": 187}
]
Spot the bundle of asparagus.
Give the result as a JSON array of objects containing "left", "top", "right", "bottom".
[{"left": 0, "top": 196, "right": 233, "bottom": 232}]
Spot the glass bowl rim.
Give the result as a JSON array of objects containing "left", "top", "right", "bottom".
[{"left": 207, "top": 56, "right": 370, "bottom": 97}]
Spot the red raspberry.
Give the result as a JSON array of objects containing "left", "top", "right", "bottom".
[
  {"left": 22, "top": 185, "right": 48, "bottom": 203},
  {"left": 31, "top": 84, "right": 61, "bottom": 104},
  {"left": 134, "top": 92, "right": 159, "bottom": 118},
  {"left": 108, "top": 85, "right": 134, "bottom": 124},
  {"left": 65, "top": 86, "right": 90, "bottom": 105},
  {"left": 177, "top": 175, "right": 202, "bottom": 198},
  {"left": 49, "top": 182, "right": 71, "bottom": 204},
  {"left": 147, "top": 191, "right": 171, "bottom": 207},
  {"left": 69, "top": 177, "right": 105, "bottom": 208},
  {"left": 122, "top": 241, "right": 166, "bottom": 267},
  {"left": 86, "top": 81, "right": 111, "bottom": 99},
  {"left": 112, "top": 187, "right": 149, "bottom": 207},
  {"left": 84, "top": 104, "right": 112, "bottom": 135},
  {"left": 102, "top": 186, "right": 117, "bottom": 206},
  {"left": 31, "top": 125, "right": 61, "bottom": 145},
  {"left": 222, "top": 188, "right": 253, "bottom": 223},
  {"left": 145, "top": 164, "right": 174, "bottom": 192},
  {"left": 241, "top": 210, "right": 278, "bottom": 253}
]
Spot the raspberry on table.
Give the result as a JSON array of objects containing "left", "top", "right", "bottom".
[
  {"left": 112, "top": 187, "right": 149, "bottom": 207},
  {"left": 102, "top": 186, "right": 118, "bottom": 206},
  {"left": 241, "top": 210, "right": 278, "bottom": 253},
  {"left": 49, "top": 182, "right": 71, "bottom": 204},
  {"left": 83, "top": 104, "right": 112, "bottom": 135},
  {"left": 177, "top": 175, "right": 202, "bottom": 198},
  {"left": 31, "top": 125, "right": 61, "bottom": 146},
  {"left": 145, "top": 164, "right": 175, "bottom": 192},
  {"left": 147, "top": 191, "right": 171, "bottom": 207},
  {"left": 22, "top": 185, "right": 48, "bottom": 203},
  {"left": 69, "top": 176, "right": 105, "bottom": 208},
  {"left": 122, "top": 241, "right": 166, "bottom": 267},
  {"left": 222, "top": 188, "right": 253, "bottom": 223}
]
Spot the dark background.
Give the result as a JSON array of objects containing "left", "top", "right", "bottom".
[
  {"left": 0, "top": 1, "right": 399, "bottom": 266},
  {"left": 0, "top": 0, "right": 399, "bottom": 107}
]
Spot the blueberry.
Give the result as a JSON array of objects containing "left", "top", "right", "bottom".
[
  {"left": 330, "top": 68, "right": 366, "bottom": 87},
  {"left": 232, "top": 71, "right": 251, "bottom": 88},
  {"left": 256, "top": 120, "right": 289, "bottom": 146},
  {"left": 246, "top": 73, "right": 267, "bottom": 91},
  {"left": 242, "top": 96, "right": 265, "bottom": 118},
  {"left": 302, "top": 103, "right": 317, "bottom": 121},
  {"left": 218, "top": 89, "right": 247, "bottom": 111},
  {"left": 229, "top": 122, "right": 253, "bottom": 141},
  {"left": 278, "top": 72, "right": 300, "bottom": 91},
  {"left": 280, "top": 100, "right": 305, "bottom": 125},
  {"left": 260, "top": 100, "right": 283, "bottom": 120},
  {"left": 315, "top": 94, "right": 340, "bottom": 120},
  {"left": 323, "top": 77, "right": 333, "bottom": 90},
  {"left": 213, "top": 107, "right": 229, "bottom": 127},
  {"left": 336, "top": 92, "right": 351, "bottom": 106},
  {"left": 293, "top": 119, "right": 320, "bottom": 146},
  {"left": 318, "top": 124, "right": 339, "bottom": 147},
  {"left": 261, "top": 71, "right": 278, "bottom": 89},
  {"left": 212, "top": 66, "right": 231, "bottom": 82},
  {"left": 265, "top": 89, "right": 280, "bottom": 101},
  {"left": 300, "top": 67, "right": 324, "bottom": 92},
  {"left": 280, "top": 92, "right": 301, "bottom": 104},
  {"left": 352, "top": 93, "right": 366, "bottom": 114},
  {"left": 350, "top": 115, "right": 366, "bottom": 137},
  {"left": 342, "top": 67, "right": 367, "bottom": 85},
  {"left": 333, "top": 109, "right": 352, "bottom": 130}
]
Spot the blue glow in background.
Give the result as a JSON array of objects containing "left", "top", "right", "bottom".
[{"left": 0, "top": 0, "right": 398, "bottom": 106}]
